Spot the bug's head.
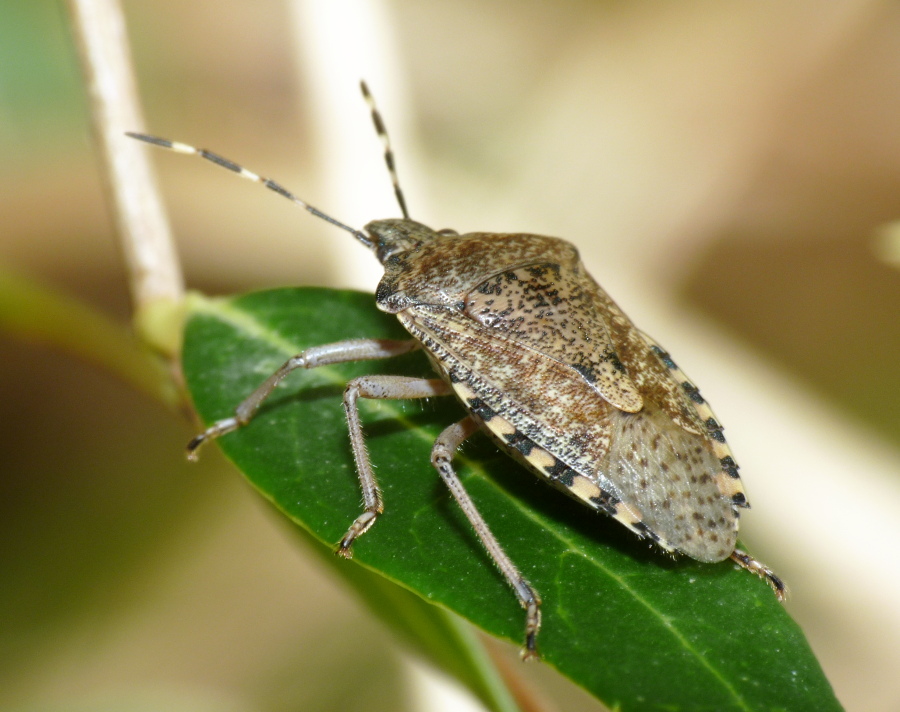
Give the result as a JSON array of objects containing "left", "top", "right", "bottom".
[{"left": 365, "top": 218, "right": 442, "bottom": 264}]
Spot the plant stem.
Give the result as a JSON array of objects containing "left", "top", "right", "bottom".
[
  {"left": 65, "top": 0, "right": 184, "bottom": 357},
  {"left": 0, "top": 268, "right": 177, "bottom": 408}
]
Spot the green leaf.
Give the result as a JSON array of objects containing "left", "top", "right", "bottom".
[{"left": 182, "top": 287, "right": 841, "bottom": 712}]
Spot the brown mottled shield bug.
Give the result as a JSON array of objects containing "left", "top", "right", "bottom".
[{"left": 129, "top": 81, "right": 785, "bottom": 659}]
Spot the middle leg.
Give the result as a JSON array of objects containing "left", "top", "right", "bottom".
[{"left": 338, "top": 375, "right": 451, "bottom": 555}]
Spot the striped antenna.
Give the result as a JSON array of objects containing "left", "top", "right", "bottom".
[
  {"left": 125, "top": 132, "right": 374, "bottom": 248},
  {"left": 360, "top": 81, "right": 410, "bottom": 220}
]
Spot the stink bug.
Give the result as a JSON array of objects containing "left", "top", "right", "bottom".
[{"left": 129, "top": 81, "right": 785, "bottom": 659}]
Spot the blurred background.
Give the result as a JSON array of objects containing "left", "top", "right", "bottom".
[{"left": 2, "top": 1, "right": 900, "bottom": 710}]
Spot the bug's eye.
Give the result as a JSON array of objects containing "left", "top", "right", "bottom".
[{"left": 437, "top": 228, "right": 459, "bottom": 236}]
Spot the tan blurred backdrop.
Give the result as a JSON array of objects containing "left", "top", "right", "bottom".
[{"left": 2, "top": 2, "right": 900, "bottom": 710}]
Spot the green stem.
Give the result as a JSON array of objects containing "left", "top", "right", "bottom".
[{"left": 0, "top": 268, "right": 179, "bottom": 408}]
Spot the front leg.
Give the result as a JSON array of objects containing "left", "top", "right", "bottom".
[{"left": 187, "top": 338, "right": 419, "bottom": 458}]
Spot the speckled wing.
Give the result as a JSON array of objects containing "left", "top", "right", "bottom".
[
  {"left": 399, "top": 262, "right": 747, "bottom": 562},
  {"left": 400, "top": 303, "right": 622, "bottom": 489},
  {"left": 585, "top": 274, "right": 707, "bottom": 437},
  {"left": 463, "top": 264, "right": 643, "bottom": 413}
]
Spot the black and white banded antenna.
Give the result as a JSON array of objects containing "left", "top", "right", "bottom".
[
  {"left": 126, "top": 82, "right": 411, "bottom": 246},
  {"left": 359, "top": 80, "right": 410, "bottom": 220}
]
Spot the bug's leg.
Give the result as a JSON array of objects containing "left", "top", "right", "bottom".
[
  {"left": 337, "top": 375, "right": 451, "bottom": 556},
  {"left": 730, "top": 548, "right": 787, "bottom": 601},
  {"left": 187, "top": 338, "right": 419, "bottom": 459},
  {"left": 431, "top": 416, "right": 543, "bottom": 661}
]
